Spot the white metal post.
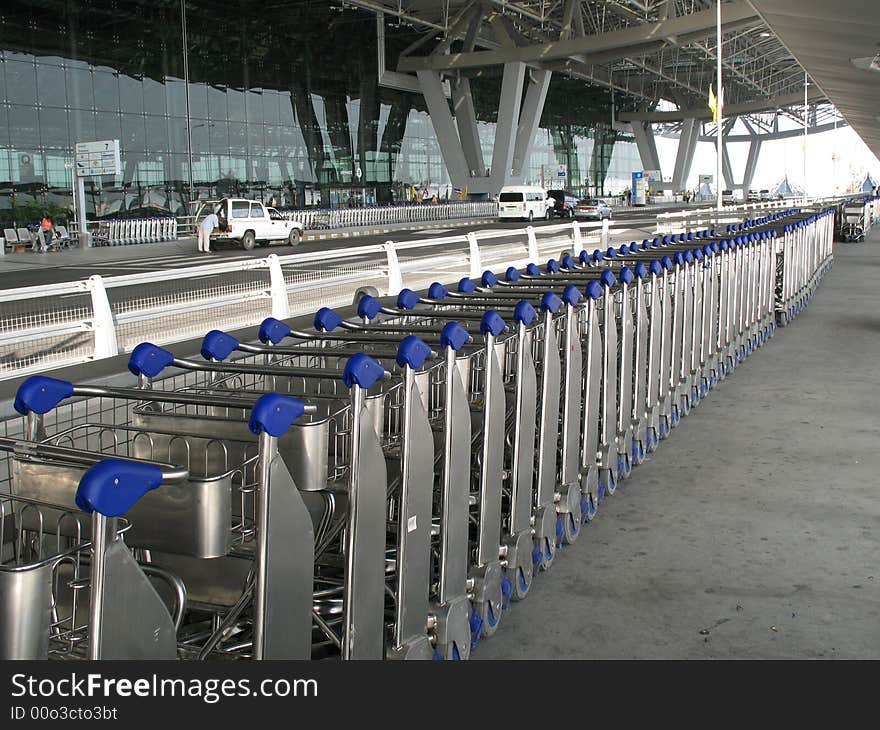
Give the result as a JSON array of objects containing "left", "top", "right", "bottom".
[
  {"left": 86, "top": 274, "right": 119, "bottom": 359},
  {"left": 383, "top": 241, "right": 403, "bottom": 294},
  {"left": 266, "top": 254, "right": 291, "bottom": 319}
]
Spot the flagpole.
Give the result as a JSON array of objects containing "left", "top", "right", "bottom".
[{"left": 716, "top": 0, "right": 723, "bottom": 212}]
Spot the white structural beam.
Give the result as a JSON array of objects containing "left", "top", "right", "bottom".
[
  {"left": 398, "top": 1, "right": 758, "bottom": 72},
  {"left": 631, "top": 120, "right": 662, "bottom": 175},
  {"left": 721, "top": 142, "right": 735, "bottom": 191},
  {"left": 416, "top": 70, "right": 470, "bottom": 187},
  {"left": 671, "top": 117, "right": 698, "bottom": 192},
  {"left": 742, "top": 138, "right": 763, "bottom": 193},
  {"left": 619, "top": 87, "right": 825, "bottom": 122},
  {"left": 489, "top": 62, "right": 526, "bottom": 191},
  {"left": 452, "top": 78, "right": 485, "bottom": 177},
  {"left": 511, "top": 69, "right": 552, "bottom": 183}
]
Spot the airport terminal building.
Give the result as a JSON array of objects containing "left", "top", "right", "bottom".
[{"left": 0, "top": 0, "right": 641, "bottom": 221}]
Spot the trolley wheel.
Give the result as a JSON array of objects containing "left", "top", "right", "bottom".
[
  {"left": 475, "top": 598, "right": 501, "bottom": 639},
  {"left": 287, "top": 229, "right": 301, "bottom": 246},
  {"left": 618, "top": 453, "right": 632, "bottom": 480},
  {"left": 680, "top": 396, "right": 691, "bottom": 418},
  {"left": 558, "top": 512, "right": 581, "bottom": 545},
  {"left": 509, "top": 565, "right": 532, "bottom": 602},
  {"left": 584, "top": 492, "right": 597, "bottom": 521},
  {"left": 533, "top": 536, "right": 556, "bottom": 573},
  {"left": 600, "top": 467, "right": 617, "bottom": 497},
  {"left": 632, "top": 440, "right": 645, "bottom": 466}
]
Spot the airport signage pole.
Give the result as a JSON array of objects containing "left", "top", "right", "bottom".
[{"left": 716, "top": 0, "right": 723, "bottom": 212}]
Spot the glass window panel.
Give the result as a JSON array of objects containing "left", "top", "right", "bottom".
[
  {"left": 226, "top": 88, "right": 245, "bottom": 122},
  {"left": 69, "top": 108, "right": 96, "bottom": 145},
  {"left": 0, "top": 106, "right": 10, "bottom": 146},
  {"left": 188, "top": 82, "right": 208, "bottom": 119},
  {"left": 94, "top": 112, "right": 122, "bottom": 145},
  {"left": 9, "top": 105, "right": 41, "bottom": 149},
  {"left": 5, "top": 60, "right": 37, "bottom": 106},
  {"left": 65, "top": 64, "right": 94, "bottom": 110},
  {"left": 36, "top": 64, "right": 67, "bottom": 107},
  {"left": 166, "top": 77, "right": 187, "bottom": 117},
  {"left": 38, "top": 107, "right": 71, "bottom": 150},
  {"left": 145, "top": 115, "right": 168, "bottom": 152},
  {"left": 262, "top": 90, "right": 280, "bottom": 124},
  {"left": 120, "top": 113, "right": 146, "bottom": 151},
  {"left": 207, "top": 85, "right": 227, "bottom": 120},
  {"left": 208, "top": 120, "right": 228, "bottom": 153},
  {"left": 244, "top": 90, "right": 262, "bottom": 124},
  {"left": 93, "top": 71, "right": 120, "bottom": 113},
  {"left": 142, "top": 77, "right": 166, "bottom": 116},
  {"left": 168, "top": 116, "right": 189, "bottom": 154},
  {"left": 247, "top": 123, "right": 264, "bottom": 154},
  {"left": 228, "top": 122, "right": 246, "bottom": 153},
  {"left": 119, "top": 75, "right": 144, "bottom": 115}
]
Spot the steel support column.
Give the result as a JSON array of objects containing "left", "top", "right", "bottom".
[{"left": 511, "top": 69, "right": 552, "bottom": 183}]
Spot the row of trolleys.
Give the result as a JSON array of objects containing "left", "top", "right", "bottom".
[{"left": 0, "top": 206, "right": 834, "bottom": 660}]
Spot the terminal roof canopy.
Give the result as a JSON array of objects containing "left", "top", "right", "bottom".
[
  {"left": 358, "top": 0, "right": 820, "bottom": 112},
  {"left": 749, "top": 0, "right": 880, "bottom": 159}
]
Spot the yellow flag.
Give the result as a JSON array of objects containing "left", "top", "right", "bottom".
[{"left": 708, "top": 84, "right": 718, "bottom": 123}]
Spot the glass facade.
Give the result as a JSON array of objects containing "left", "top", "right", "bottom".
[{"left": 0, "top": 0, "right": 641, "bottom": 225}]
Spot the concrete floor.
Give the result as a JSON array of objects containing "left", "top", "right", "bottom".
[{"left": 477, "top": 228, "right": 880, "bottom": 659}]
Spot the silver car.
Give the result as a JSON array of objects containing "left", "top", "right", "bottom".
[{"left": 573, "top": 198, "right": 612, "bottom": 220}]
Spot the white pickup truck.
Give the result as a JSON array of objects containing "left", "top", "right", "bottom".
[{"left": 208, "top": 198, "right": 304, "bottom": 250}]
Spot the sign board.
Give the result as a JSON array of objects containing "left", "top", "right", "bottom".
[
  {"left": 644, "top": 170, "right": 661, "bottom": 184},
  {"left": 75, "top": 139, "right": 121, "bottom": 177},
  {"left": 699, "top": 174, "right": 714, "bottom": 185},
  {"left": 631, "top": 171, "right": 647, "bottom": 206},
  {"left": 355, "top": 166, "right": 362, "bottom": 179},
  {"left": 557, "top": 164, "right": 566, "bottom": 179}
]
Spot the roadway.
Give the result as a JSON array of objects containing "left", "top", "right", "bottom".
[{"left": 0, "top": 206, "right": 686, "bottom": 291}]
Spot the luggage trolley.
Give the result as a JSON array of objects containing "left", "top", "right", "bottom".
[
  {"left": 395, "top": 275, "right": 592, "bottom": 545},
  {"left": 0, "top": 441, "right": 187, "bottom": 660},
  {"left": 318, "top": 299, "right": 519, "bottom": 639},
  {"left": 199, "top": 329, "right": 446, "bottom": 660},
  {"left": 488, "top": 258, "right": 632, "bottom": 497},
  {"left": 253, "top": 316, "right": 477, "bottom": 659},
  {"left": 447, "top": 266, "right": 605, "bottom": 525},
  {"left": 12, "top": 376, "right": 315, "bottom": 660},
  {"left": 130, "top": 339, "right": 448, "bottom": 660}
]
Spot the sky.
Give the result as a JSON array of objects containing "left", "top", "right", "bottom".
[{"left": 654, "top": 123, "right": 880, "bottom": 196}]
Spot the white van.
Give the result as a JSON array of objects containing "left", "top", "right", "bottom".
[{"left": 498, "top": 186, "right": 553, "bottom": 222}]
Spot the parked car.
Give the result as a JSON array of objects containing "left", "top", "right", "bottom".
[
  {"left": 573, "top": 198, "right": 613, "bottom": 220},
  {"left": 721, "top": 190, "right": 735, "bottom": 205},
  {"left": 547, "top": 189, "right": 580, "bottom": 218},
  {"left": 498, "top": 186, "right": 554, "bottom": 221},
  {"left": 759, "top": 189, "right": 771, "bottom": 202},
  {"left": 210, "top": 198, "right": 304, "bottom": 250},
  {"left": 747, "top": 189, "right": 760, "bottom": 203}
]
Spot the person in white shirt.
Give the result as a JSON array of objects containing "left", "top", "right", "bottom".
[{"left": 198, "top": 209, "right": 219, "bottom": 254}]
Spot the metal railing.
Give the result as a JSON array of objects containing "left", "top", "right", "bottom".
[
  {"left": 0, "top": 218, "right": 611, "bottom": 381},
  {"left": 1, "top": 195, "right": 870, "bottom": 383}
]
